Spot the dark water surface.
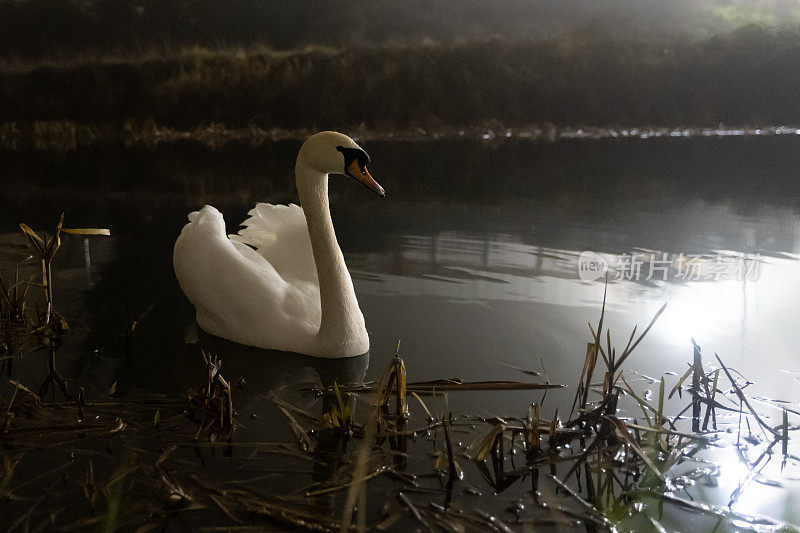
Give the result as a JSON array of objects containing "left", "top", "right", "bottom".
[{"left": 2, "top": 136, "right": 800, "bottom": 529}]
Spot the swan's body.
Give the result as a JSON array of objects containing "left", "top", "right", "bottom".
[{"left": 173, "top": 132, "right": 384, "bottom": 358}]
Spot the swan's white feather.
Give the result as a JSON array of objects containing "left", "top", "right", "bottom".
[
  {"left": 173, "top": 205, "right": 321, "bottom": 354},
  {"left": 228, "top": 203, "right": 318, "bottom": 284}
]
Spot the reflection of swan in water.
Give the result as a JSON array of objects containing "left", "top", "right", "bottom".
[
  {"left": 191, "top": 331, "right": 372, "bottom": 495},
  {"left": 174, "top": 131, "right": 384, "bottom": 358},
  {"left": 193, "top": 330, "right": 370, "bottom": 457},
  {"left": 195, "top": 330, "right": 370, "bottom": 397}
]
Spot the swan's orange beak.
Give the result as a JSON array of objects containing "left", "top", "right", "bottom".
[{"left": 347, "top": 159, "right": 385, "bottom": 197}]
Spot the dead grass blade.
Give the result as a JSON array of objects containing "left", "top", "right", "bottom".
[
  {"left": 612, "top": 303, "right": 667, "bottom": 372},
  {"left": 397, "top": 492, "right": 431, "bottom": 531},
  {"left": 569, "top": 342, "right": 599, "bottom": 420},
  {"left": 61, "top": 228, "right": 111, "bottom": 236},
  {"left": 497, "top": 362, "right": 540, "bottom": 377},
  {"left": 410, "top": 392, "right": 432, "bottom": 420},
  {"left": 668, "top": 364, "right": 694, "bottom": 400},
  {"left": 714, "top": 354, "right": 779, "bottom": 438},
  {"left": 18, "top": 224, "right": 46, "bottom": 255},
  {"left": 465, "top": 425, "right": 504, "bottom": 462},
  {"left": 404, "top": 380, "right": 563, "bottom": 392},
  {"left": 606, "top": 416, "right": 664, "bottom": 480},
  {"left": 277, "top": 406, "right": 314, "bottom": 450}
]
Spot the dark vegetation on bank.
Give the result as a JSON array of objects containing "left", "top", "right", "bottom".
[
  {"left": 0, "top": 0, "right": 764, "bottom": 60},
  {"left": 2, "top": 27, "right": 800, "bottom": 136}
]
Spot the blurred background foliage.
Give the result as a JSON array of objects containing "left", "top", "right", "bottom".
[
  {"left": 4, "top": 0, "right": 800, "bottom": 59},
  {"left": 1, "top": 0, "right": 800, "bottom": 135}
]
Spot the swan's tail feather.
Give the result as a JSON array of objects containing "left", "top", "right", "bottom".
[{"left": 181, "top": 205, "right": 226, "bottom": 236}]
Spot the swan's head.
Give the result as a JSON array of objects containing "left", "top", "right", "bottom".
[{"left": 296, "top": 131, "right": 384, "bottom": 197}]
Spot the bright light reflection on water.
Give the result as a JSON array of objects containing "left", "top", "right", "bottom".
[{"left": 353, "top": 234, "right": 800, "bottom": 383}]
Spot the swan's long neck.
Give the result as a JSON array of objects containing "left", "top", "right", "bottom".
[{"left": 296, "top": 163, "right": 364, "bottom": 346}]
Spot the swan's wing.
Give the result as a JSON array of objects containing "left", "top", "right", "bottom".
[
  {"left": 229, "top": 203, "right": 318, "bottom": 284},
  {"left": 174, "top": 205, "right": 320, "bottom": 351}
]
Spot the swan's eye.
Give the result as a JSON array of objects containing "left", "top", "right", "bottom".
[{"left": 337, "top": 146, "right": 371, "bottom": 176}]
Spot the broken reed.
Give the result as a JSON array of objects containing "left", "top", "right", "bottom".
[
  {"left": 1, "top": 216, "right": 110, "bottom": 399},
  {"left": 187, "top": 350, "right": 235, "bottom": 439}
]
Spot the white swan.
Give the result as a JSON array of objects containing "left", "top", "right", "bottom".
[{"left": 173, "top": 131, "right": 384, "bottom": 358}]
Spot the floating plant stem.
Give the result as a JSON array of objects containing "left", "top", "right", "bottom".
[{"left": 714, "top": 353, "right": 780, "bottom": 438}]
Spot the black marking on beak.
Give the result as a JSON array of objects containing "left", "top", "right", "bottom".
[
  {"left": 337, "top": 146, "right": 370, "bottom": 178},
  {"left": 337, "top": 145, "right": 384, "bottom": 197}
]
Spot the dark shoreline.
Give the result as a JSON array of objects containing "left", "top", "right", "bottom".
[{"left": 3, "top": 120, "right": 800, "bottom": 152}]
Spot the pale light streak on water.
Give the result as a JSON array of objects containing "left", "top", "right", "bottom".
[{"left": 350, "top": 223, "right": 800, "bottom": 398}]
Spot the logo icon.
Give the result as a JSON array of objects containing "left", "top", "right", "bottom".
[{"left": 578, "top": 251, "right": 608, "bottom": 282}]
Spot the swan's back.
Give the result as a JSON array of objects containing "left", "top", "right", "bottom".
[{"left": 173, "top": 205, "right": 321, "bottom": 353}]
